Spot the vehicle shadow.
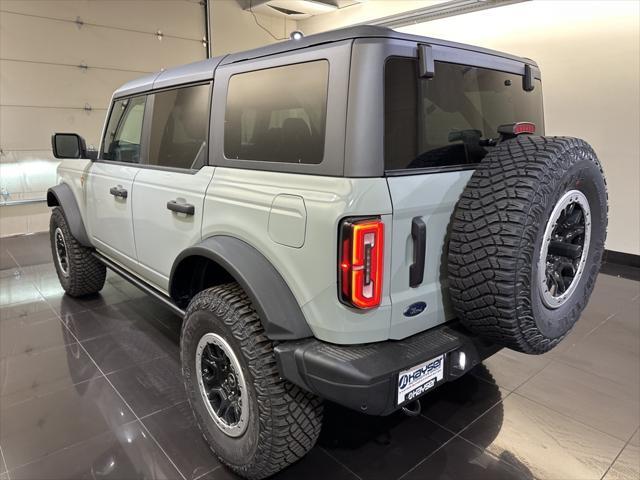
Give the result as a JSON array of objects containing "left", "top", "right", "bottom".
[{"left": 318, "top": 364, "right": 535, "bottom": 479}]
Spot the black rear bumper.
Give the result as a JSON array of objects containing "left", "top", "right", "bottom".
[{"left": 274, "top": 322, "right": 500, "bottom": 416}]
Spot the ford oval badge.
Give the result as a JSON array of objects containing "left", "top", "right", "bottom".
[{"left": 404, "top": 301, "right": 427, "bottom": 317}]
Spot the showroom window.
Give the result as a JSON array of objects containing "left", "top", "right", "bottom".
[
  {"left": 101, "top": 96, "right": 146, "bottom": 163},
  {"left": 384, "top": 58, "right": 544, "bottom": 171},
  {"left": 224, "top": 60, "right": 329, "bottom": 164},
  {"left": 148, "top": 83, "right": 211, "bottom": 170}
]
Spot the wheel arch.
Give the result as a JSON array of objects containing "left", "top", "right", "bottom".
[
  {"left": 47, "top": 183, "right": 92, "bottom": 247},
  {"left": 169, "top": 235, "right": 314, "bottom": 341}
]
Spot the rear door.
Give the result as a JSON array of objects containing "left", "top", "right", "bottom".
[
  {"left": 384, "top": 51, "right": 544, "bottom": 339},
  {"left": 87, "top": 95, "right": 147, "bottom": 269},
  {"left": 131, "top": 82, "right": 213, "bottom": 291}
]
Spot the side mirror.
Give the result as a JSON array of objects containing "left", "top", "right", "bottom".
[{"left": 51, "top": 133, "right": 87, "bottom": 159}]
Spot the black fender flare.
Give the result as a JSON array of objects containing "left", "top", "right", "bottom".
[
  {"left": 169, "top": 236, "right": 314, "bottom": 341},
  {"left": 46, "top": 183, "right": 92, "bottom": 247}
]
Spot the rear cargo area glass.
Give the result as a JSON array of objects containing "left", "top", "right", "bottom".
[
  {"left": 224, "top": 60, "right": 329, "bottom": 165},
  {"left": 385, "top": 58, "right": 543, "bottom": 171}
]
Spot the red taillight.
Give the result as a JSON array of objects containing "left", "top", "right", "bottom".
[
  {"left": 513, "top": 122, "right": 536, "bottom": 134},
  {"left": 339, "top": 218, "right": 384, "bottom": 309},
  {"left": 498, "top": 121, "right": 536, "bottom": 136}
]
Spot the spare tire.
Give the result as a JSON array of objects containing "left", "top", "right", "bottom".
[{"left": 447, "top": 136, "right": 608, "bottom": 354}]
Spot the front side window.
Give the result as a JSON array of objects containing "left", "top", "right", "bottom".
[
  {"left": 224, "top": 60, "right": 329, "bottom": 164},
  {"left": 385, "top": 58, "right": 544, "bottom": 171},
  {"left": 101, "top": 96, "right": 146, "bottom": 162},
  {"left": 148, "top": 83, "right": 211, "bottom": 170}
]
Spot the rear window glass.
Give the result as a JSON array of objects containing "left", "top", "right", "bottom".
[
  {"left": 224, "top": 60, "right": 329, "bottom": 164},
  {"left": 148, "top": 83, "right": 210, "bottom": 170},
  {"left": 385, "top": 58, "right": 543, "bottom": 171}
]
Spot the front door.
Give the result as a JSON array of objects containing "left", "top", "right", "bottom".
[
  {"left": 131, "top": 83, "right": 213, "bottom": 291},
  {"left": 87, "top": 95, "right": 147, "bottom": 268}
]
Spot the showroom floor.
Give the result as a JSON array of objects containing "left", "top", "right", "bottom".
[{"left": 0, "top": 233, "right": 638, "bottom": 480}]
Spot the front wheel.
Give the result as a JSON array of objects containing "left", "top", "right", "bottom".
[
  {"left": 181, "top": 283, "right": 323, "bottom": 479},
  {"left": 49, "top": 207, "right": 106, "bottom": 297}
]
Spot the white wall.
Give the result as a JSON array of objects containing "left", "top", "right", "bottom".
[
  {"left": 210, "top": 0, "right": 296, "bottom": 55},
  {"left": 398, "top": 0, "right": 640, "bottom": 255},
  {"left": 0, "top": 0, "right": 207, "bottom": 236}
]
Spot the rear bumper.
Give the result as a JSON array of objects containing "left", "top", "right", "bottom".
[{"left": 274, "top": 321, "right": 500, "bottom": 416}]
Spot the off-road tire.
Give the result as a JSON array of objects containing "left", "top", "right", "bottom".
[
  {"left": 181, "top": 283, "right": 323, "bottom": 480},
  {"left": 49, "top": 207, "right": 106, "bottom": 297},
  {"left": 448, "top": 136, "right": 608, "bottom": 354}
]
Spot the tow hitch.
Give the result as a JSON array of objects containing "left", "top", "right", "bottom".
[{"left": 401, "top": 399, "right": 422, "bottom": 417}]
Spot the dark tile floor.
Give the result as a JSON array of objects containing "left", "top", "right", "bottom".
[{"left": 0, "top": 232, "right": 638, "bottom": 480}]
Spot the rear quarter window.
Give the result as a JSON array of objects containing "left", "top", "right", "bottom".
[
  {"left": 148, "top": 83, "right": 210, "bottom": 170},
  {"left": 384, "top": 58, "right": 544, "bottom": 172},
  {"left": 224, "top": 60, "right": 329, "bottom": 165}
]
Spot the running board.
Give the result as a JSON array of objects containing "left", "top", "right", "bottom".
[{"left": 93, "top": 252, "right": 185, "bottom": 317}]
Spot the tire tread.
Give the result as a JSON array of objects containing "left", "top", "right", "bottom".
[
  {"left": 447, "top": 136, "right": 607, "bottom": 353},
  {"left": 184, "top": 284, "right": 323, "bottom": 479},
  {"left": 50, "top": 207, "right": 106, "bottom": 297}
]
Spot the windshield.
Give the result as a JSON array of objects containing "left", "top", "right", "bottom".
[{"left": 385, "top": 58, "right": 544, "bottom": 171}]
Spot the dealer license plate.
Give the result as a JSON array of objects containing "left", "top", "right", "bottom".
[{"left": 397, "top": 355, "right": 444, "bottom": 405}]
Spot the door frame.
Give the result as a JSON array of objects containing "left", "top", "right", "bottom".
[{"left": 96, "top": 81, "right": 213, "bottom": 174}]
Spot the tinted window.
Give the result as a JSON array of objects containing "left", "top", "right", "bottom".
[
  {"left": 385, "top": 58, "right": 544, "bottom": 171},
  {"left": 224, "top": 60, "right": 329, "bottom": 164},
  {"left": 101, "top": 96, "right": 146, "bottom": 162},
  {"left": 148, "top": 83, "right": 210, "bottom": 170}
]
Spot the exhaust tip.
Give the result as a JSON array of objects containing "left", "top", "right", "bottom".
[{"left": 401, "top": 400, "right": 421, "bottom": 417}]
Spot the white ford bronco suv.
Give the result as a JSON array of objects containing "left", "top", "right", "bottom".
[{"left": 48, "top": 26, "right": 608, "bottom": 479}]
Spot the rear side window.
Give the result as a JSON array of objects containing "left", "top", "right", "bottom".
[
  {"left": 224, "top": 60, "right": 329, "bottom": 164},
  {"left": 385, "top": 58, "right": 543, "bottom": 171},
  {"left": 148, "top": 83, "right": 210, "bottom": 170},
  {"left": 101, "top": 96, "right": 146, "bottom": 163}
]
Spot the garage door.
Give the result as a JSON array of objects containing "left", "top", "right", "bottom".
[{"left": 0, "top": 0, "right": 206, "bottom": 235}]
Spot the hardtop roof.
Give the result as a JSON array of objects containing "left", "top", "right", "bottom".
[{"left": 114, "top": 25, "right": 536, "bottom": 98}]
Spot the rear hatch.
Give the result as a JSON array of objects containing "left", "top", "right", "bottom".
[{"left": 384, "top": 56, "right": 544, "bottom": 339}]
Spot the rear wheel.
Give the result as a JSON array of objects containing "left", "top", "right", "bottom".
[
  {"left": 49, "top": 207, "right": 106, "bottom": 297},
  {"left": 181, "top": 283, "right": 323, "bottom": 479},
  {"left": 447, "top": 136, "right": 608, "bottom": 354}
]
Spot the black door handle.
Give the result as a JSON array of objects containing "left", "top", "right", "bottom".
[
  {"left": 109, "top": 186, "right": 128, "bottom": 199},
  {"left": 409, "top": 217, "right": 426, "bottom": 288},
  {"left": 167, "top": 200, "right": 195, "bottom": 216}
]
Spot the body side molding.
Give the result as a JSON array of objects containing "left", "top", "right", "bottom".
[
  {"left": 170, "top": 236, "right": 314, "bottom": 340},
  {"left": 47, "top": 183, "right": 92, "bottom": 247}
]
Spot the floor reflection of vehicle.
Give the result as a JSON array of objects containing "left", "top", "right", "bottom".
[
  {"left": 58, "top": 295, "right": 183, "bottom": 479},
  {"left": 60, "top": 307, "right": 92, "bottom": 397},
  {"left": 78, "top": 422, "right": 168, "bottom": 479},
  {"left": 58, "top": 293, "right": 534, "bottom": 479}
]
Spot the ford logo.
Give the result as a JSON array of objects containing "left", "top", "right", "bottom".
[{"left": 404, "top": 301, "right": 427, "bottom": 317}]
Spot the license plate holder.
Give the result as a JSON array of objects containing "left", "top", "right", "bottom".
[{"left": 397, "top": 354, "right": 444, "bottom": 406}]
